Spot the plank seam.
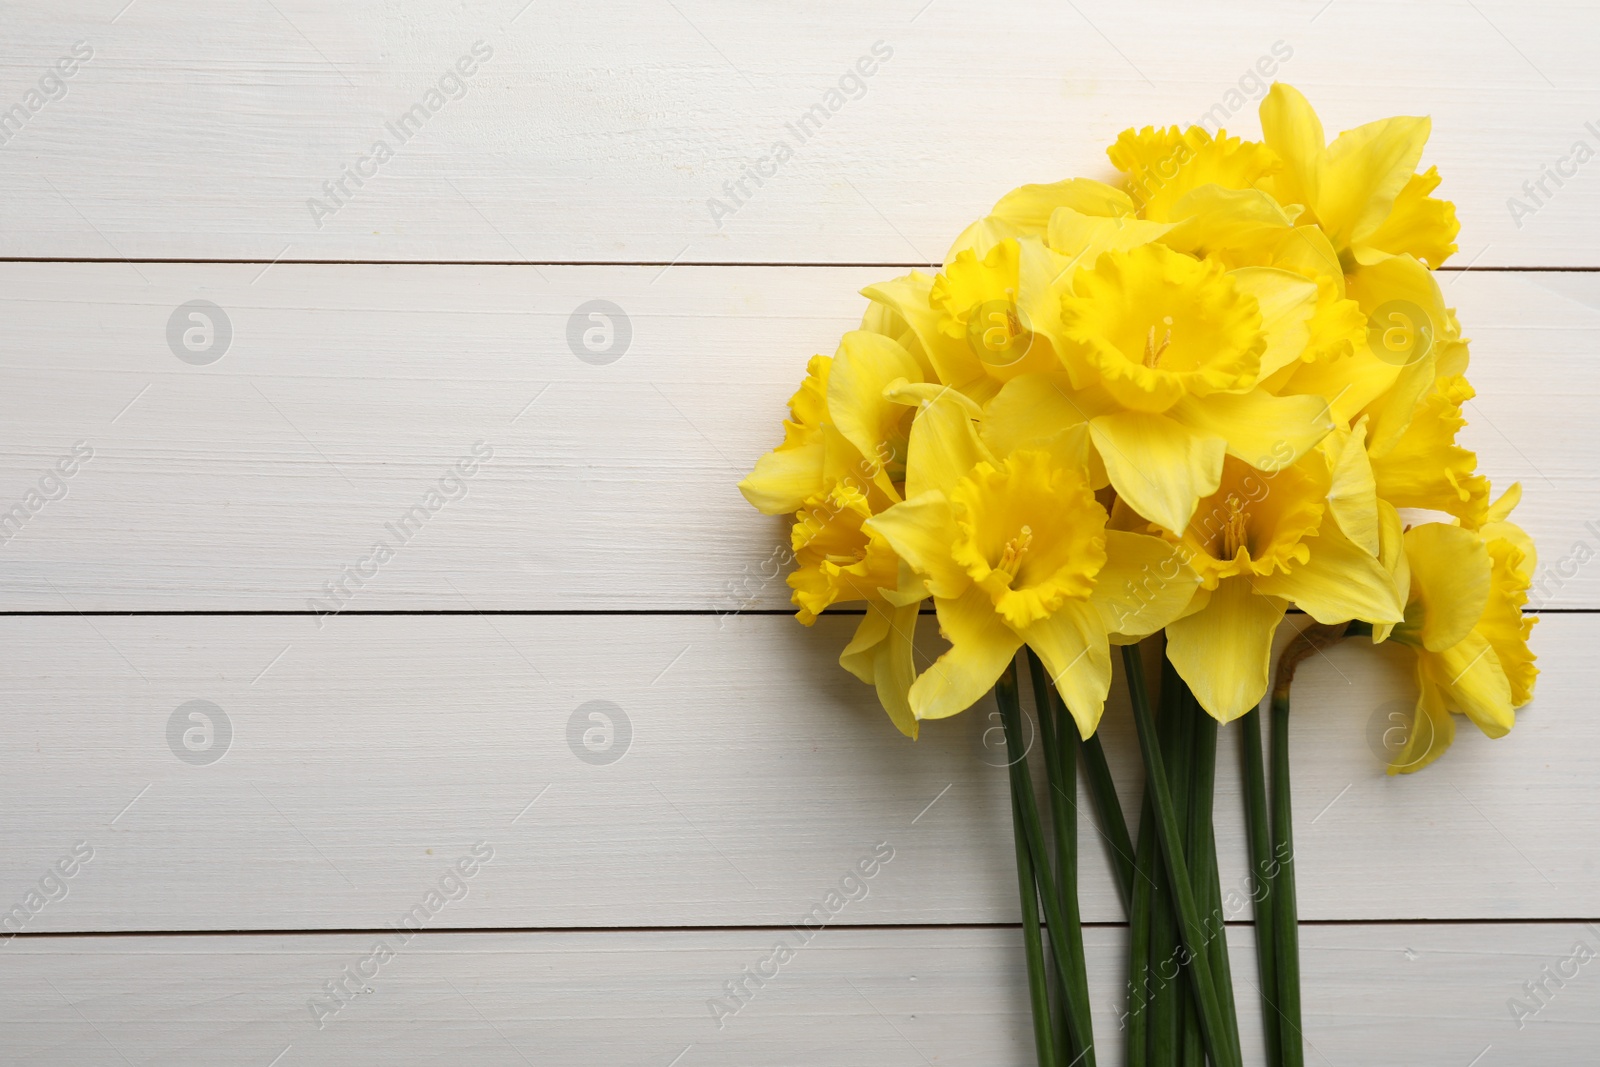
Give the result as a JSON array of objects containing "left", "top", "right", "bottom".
[
  {"left": 0, "top": 259, "right": 1597, "bottom": 271},
  {"left": 5, "top": 917, "right": 1594, "bottom": 940}
]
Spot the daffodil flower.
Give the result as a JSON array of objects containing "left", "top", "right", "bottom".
[
  {"left": 1259, "top": 83, "right": 1459, "bottom": 272},
  {"left": 1378, "top": 487, "right": 1538, "bottom": 773},
  {"left": 1369, "top": 372, "right": 1491, "bottom": 528},
  {"left": 862, "top": 237, "right": 1073, "bottom": 405},
  {"left": 1106, "top": 124, "right": 1280, "bottom": 221},
  {"left": 865, "top": 391, "right": 1198, "bottom": 736},
  {"left": 1151, "top": 453, "right": 1404, "bottom": 721},
  {"left": 1045, "top": 242, "right": 1333, "bottom": 534},
  {"left": 739, "top": 329, "right": 932, "bottom": 737}
]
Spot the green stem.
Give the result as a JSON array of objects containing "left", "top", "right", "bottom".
[
  {"left": 1009, "top": 760, "right": 1058, "bottom": 1067},
  {"left": 1165, "top": 665, "right": 1198, "bottom": 1067},
  {"left": 1127, "top": 790, "right": 1157, "bottom": 1065},
  {"left": 1267, "top": 623, "right": 1348, "bottom": 1067},
  {"left": 996, "top": 661, "right": 1096, "bottom": 1066},
  {"left": 1185, "top": 686, "right": 1240, "bottom": 1067},
  {"left": 1241, "top": 706, "right": 1281, "bottom": 1066},
  {"left": 1122, "top": 643, "right": 1240, "bottom": 1067},
  {"left": 1271, "top": 688, "right": 1304, "bottom": 1067},
  {"left": 1080, "top": 731, "right": 1136, "bottom": 914},
  {"left": 1026, "top": 650, "right": 1093, "bottom": 1065},
  {"left": 1148, "top": 830, "right": 1179, "bottom": 1066}
]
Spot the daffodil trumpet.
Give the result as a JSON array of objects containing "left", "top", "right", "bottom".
[{"left": 738, "top": 83, "right": 1536, "bottom": 1067}]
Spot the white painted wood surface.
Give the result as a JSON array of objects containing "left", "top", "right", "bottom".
[
  {"left": 3, "top": 1, "right": 1595, "bottom": 1062},
  {"left": 5, "top": 925, "right": 1597, "bottom": 1066},
  {"left": 0, "top": 265, "right": 1592, "bottom": 610},
  {"left": 2, "top": 2, "right": 1598, "bottom": 265},
  {"left": 0, "top": 614, "right": 1589, "bottom": 930}
]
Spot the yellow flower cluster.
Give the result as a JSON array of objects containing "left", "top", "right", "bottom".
[{"left": 739, "top": 84, "right": 1536, "bottom": 771}]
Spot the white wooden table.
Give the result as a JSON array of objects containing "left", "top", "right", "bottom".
[{"left": 3, "top": 3, "right": 1597, "bottom": 1063}]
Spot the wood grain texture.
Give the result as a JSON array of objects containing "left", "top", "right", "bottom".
[
  {"left": 4, "top": 5, "right": 1595, "bottom": 1061},
  {"left": 4, "top": 924, "right": 1597, "bottom": 1066},
  {"left": 0, "top": 2, "right": 1597, "bottom": 264},
  {"left": 0, "top": 264, "right": 1587, "bottom": 610},
  {"left": 0, "top": 613, "right": 1587, "bottom": 932}
]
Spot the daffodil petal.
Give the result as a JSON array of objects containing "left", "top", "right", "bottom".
[
  {"left": 840, "top": 600, "right": 922, "bottom": 739},
  {"left": 865, "top": 491, "right": 969, "bottom": 600},
  {"left": 1090, "top": 410, "right": 1226, "bottom": 533},
  {"left": 980, "top": 372, "right": 1106, "bottom": 479},
  {"left": 1161, "top": 186, "right": 1300, "bottom": 257},
  {"left": 861, "top": 272, "right": 989, "bottom": 392},
  {"left": 1256, "top": 512, "right": 1403, "bottom": 624},
  {"left": 1404, "top": 523, "right": 1492, "bottom": 652},
  {"left": 828, "top": 331, "right": 923, "bottom": 469},
  {"left": 1390, "top": 667, "right": 1455, "bottom": 775},
  {"left": 1228, "top": 267, "right": 1319, "bottom": 378},
  {"left": 1047, "top": 207, "right": 1174, "bottom": 263},
  {"left": 1166, "top": 575, "right": 1286, "bottom": 722},
  {"left": 1323, "top": 419, "right": 1380, "bottom": 557},
  {"left": 1425, "top": 630, "right": 1514, "bottom": 738},
  {"left": 1092, "top": 530, "right": 1201, "bottom": 640},
  {"left": 1259, "top": 83, "right": 1326, "bottom": 223},
  {"left": 909, "top": 585, "right": 1023, "bottom": 720},
  {"left": 992, "top": 177, "right": 1136, "bottom": 228},
  {"left": 738, "top": 441, "right": 824, "bottom": 514},
  {"left": 839, "top": 601, "right": 892, "bottom": 685},
  {"left": 1359, "top": 165, "right": 1459, "bottom": 268},
  {"left": 1372, "top": 499, "right": 1409, "bottom": 644},
  {"left": 1485, "top": 482, "right": 1523, "bottom": 525},
  {"left": 903, "top": 387, "right": 993, "bottom": 499},
  {"left": 1320, "top": 115, "right": 1430, "bottom": 249},
  {"left": 1480, "top": 528, "right": 1539, "bottom": 707},
  {"left": 1018, "top": 599, "right": 1112, "bottom": 738},
  {"left": 1349, "top": 254, "right": 1450, "bottom": 456},
  {"left": 1166, "top": 388, "right": 1332, "bottom": 473}
]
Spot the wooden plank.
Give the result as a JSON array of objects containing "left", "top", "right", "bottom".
[
  {"left": 0, "top": 613, "right": 1588, "bottom": 931},
  {"left": 3, "top": 923, "right": 1597, "bottom": 1065},
  {"left": 1, "top": 2, "right": 1598, "bottom": 265},
  {"left": 0, "top": 264, "right": 1589, "bottom": 610}
]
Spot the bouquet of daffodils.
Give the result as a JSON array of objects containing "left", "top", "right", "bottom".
[{"left": 740, "top": 84, "right": 1538, "bottom": 1066}]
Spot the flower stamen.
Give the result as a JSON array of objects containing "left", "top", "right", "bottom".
[
  {"left": 1219, "top": 495, "right": 1248, "bottom": 560},
  {"left": 1144, "top": 316, "right": 1174, "bottom": 368},
  {"left": 998, "top": 525, "right": 1034, "bottom": 578}
]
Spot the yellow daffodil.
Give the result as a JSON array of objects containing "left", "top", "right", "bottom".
[
  {"left": 737, "top": 86, "right": 1530, "bottom": 767},
  {"left": 1259, "top": 83, "right": 1459, "bottom": 272},
  {"left": 739, "top": 332, "right": 930, "bottom": 736},
  {"left": 1044, "top": 242, "right": 1333, "bottom": 533},
  {"left": 862, "top": 237, "right": 1072, "bottom": 404},
  {"left": 1107, "top": 125, "right": 1280, "bottom": 221},
  {"left": 1149, "top": 454, "right": 1403, "bottom": 721},
  {"left": 1379, "top": 487, "right": 1538, "bottom": 773},
  {"left": 738, "top": 354, "right": 833, "bottom": 515},
  {"left": 946, "top": 177, "right": 1140, "bottom": 259},
  {"left": 1369, "top": 372, "right": 1490, "bottom": 528},
  {"left": 865, "top": 392, "right": 1197, "bottom": 736}
]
